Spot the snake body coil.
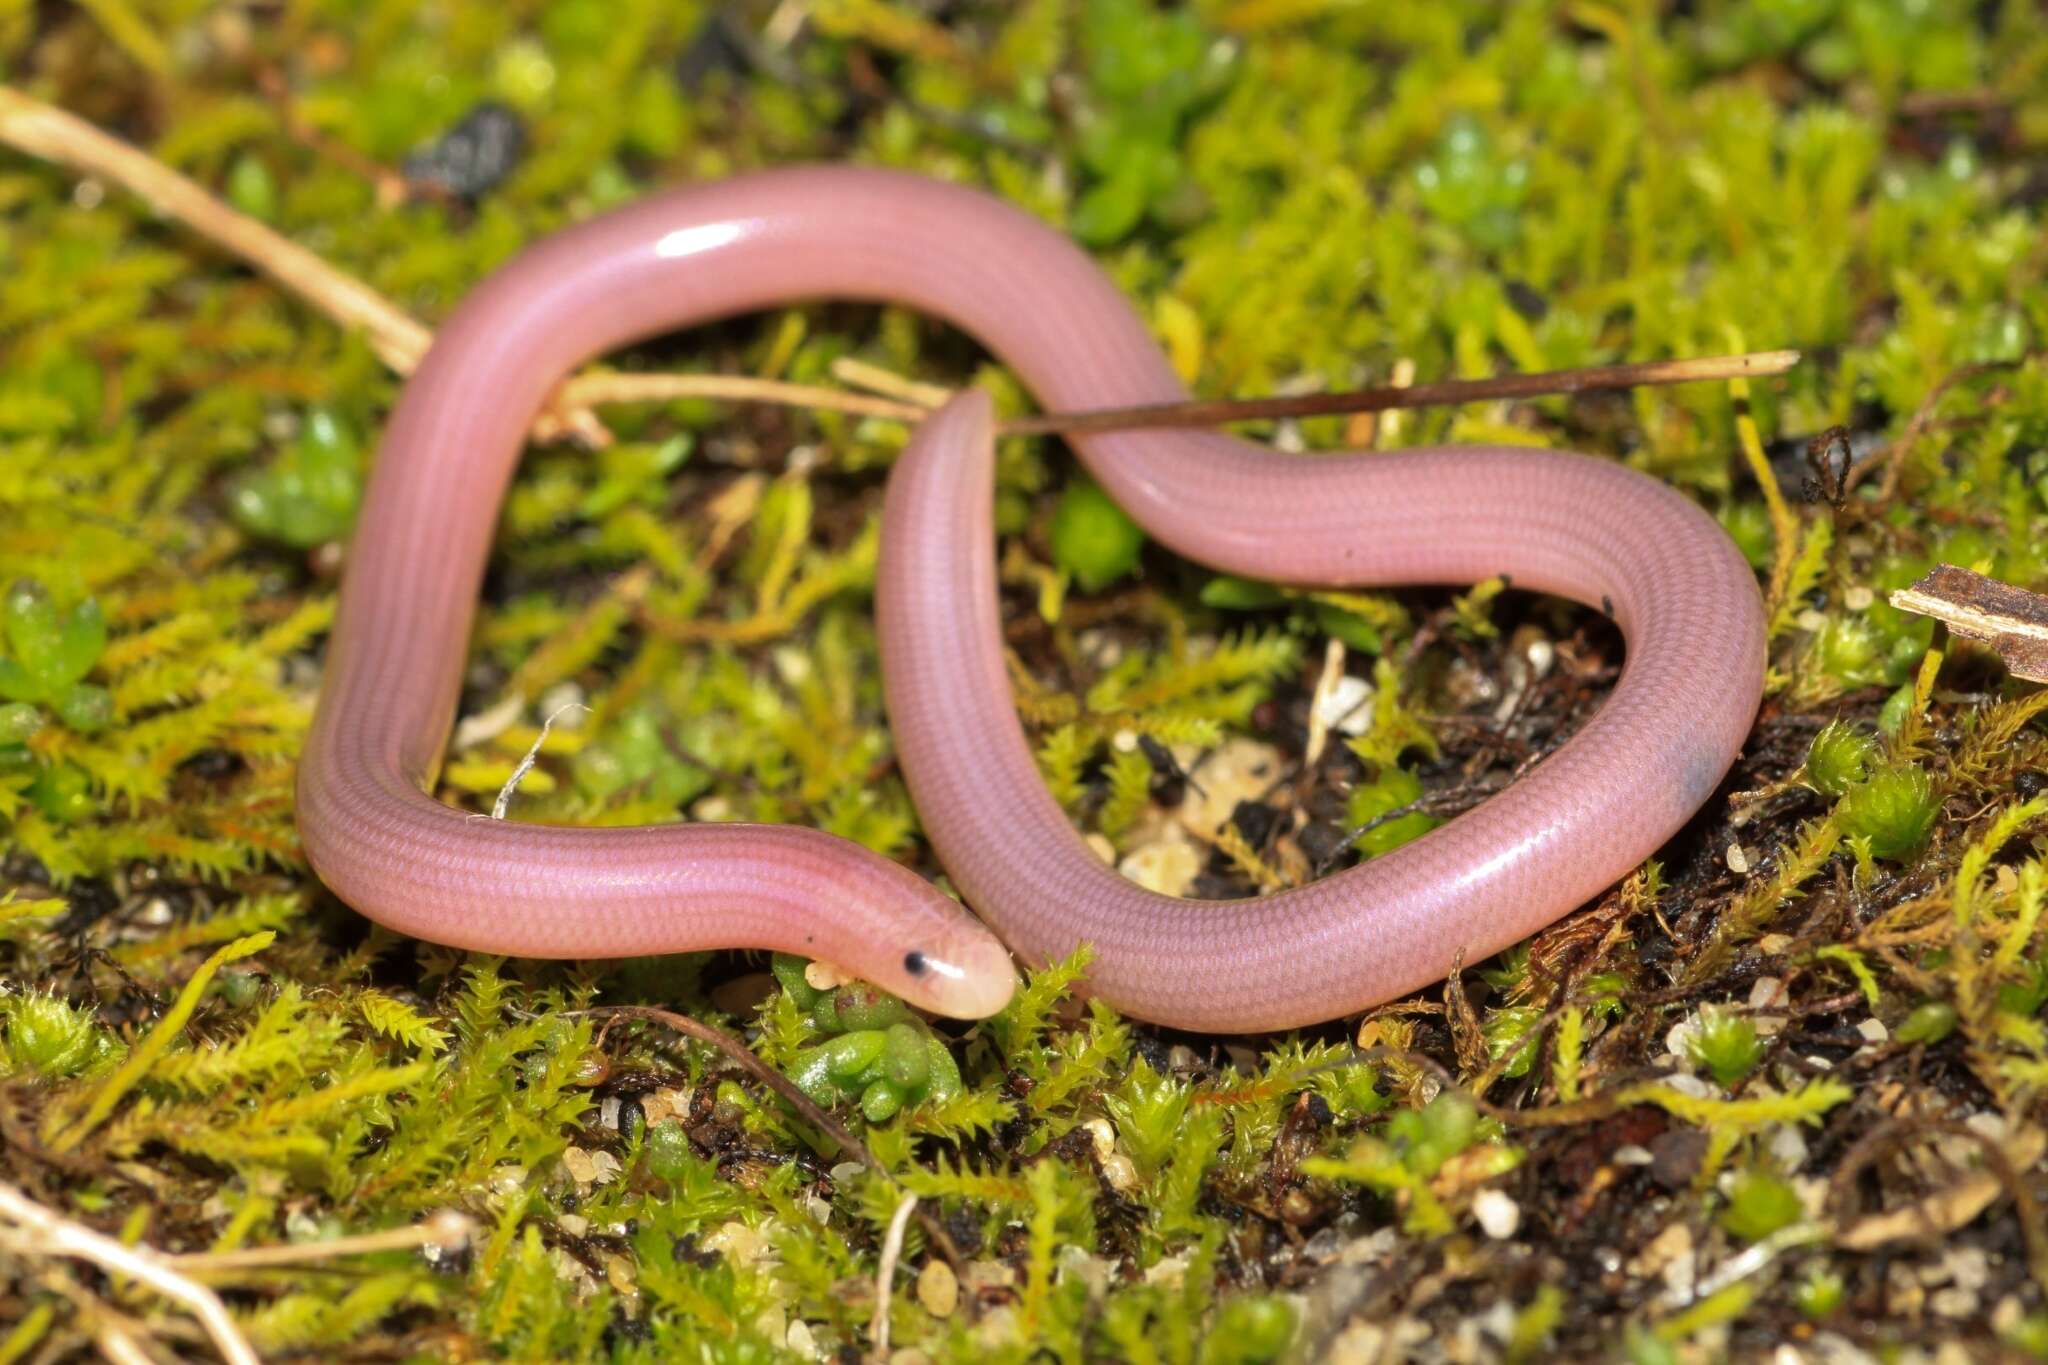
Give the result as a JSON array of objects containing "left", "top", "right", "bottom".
[{"left": 297, "top": 168, "right": 1766, "bottom": 1032}]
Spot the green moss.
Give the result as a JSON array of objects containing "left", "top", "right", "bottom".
[
  {"left": 1837, "top": 762, "right": 1939, "bottom": 859},
  {"left": 1686, "top": 1006, "right": 1764, "bottom": 1089},
  {"left": 1, "top": 990, "right": 117, "bottom": 1078},
  {"left": 1717, "top": 1168, "right": 1805, "bottom": 1242},
  {"left": 1347, "top": 764, "right": 1440, "bottom": 857},
  {"left": 1050, "top": 475, "right": 1147, "bottom": 592},
  {"left": 1795, "top": 1266, "right": 1846, "bottom": 1318},
  {"left": 1895, "top": 999, "right": 1958, "bottom": 1045},
  {"left": 230, "top": 408, "right": 366, "bottom": 549},
  {"left": 1804, "top": 719, "right": 1876, "bottom": 796}
]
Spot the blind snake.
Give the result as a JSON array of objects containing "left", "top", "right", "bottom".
[{"left": 296, "top": 167, "right": 1766, "bottom": 1033}]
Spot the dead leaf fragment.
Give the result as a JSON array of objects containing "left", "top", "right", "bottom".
[
  {"left": 1889, "top": 565, "right": 2048, "bottom": 682},
  {"left": 1836, "top": 1126, "right": 2048, "bottom": 1250}
]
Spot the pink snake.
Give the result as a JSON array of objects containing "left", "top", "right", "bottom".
[{"left": 296, "top": 167, "right": 1766, "bottom": 1033}]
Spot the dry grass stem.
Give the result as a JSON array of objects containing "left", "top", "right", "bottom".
[
  {"left": 999, "top": 350, "right": 1802, "bottom": 436},
  {"left": 871, "top": 1191, "right": 921, "bottom": 1357},
  {"left": 0, "top": 1179, "right": 262, "bottom": 1365}
]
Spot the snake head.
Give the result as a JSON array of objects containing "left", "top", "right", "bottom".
[{"left": 889, "top": 930, "right": 1018, "bottom": 1020}]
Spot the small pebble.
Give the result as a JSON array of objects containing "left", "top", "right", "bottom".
[
  {"left": 1312, "top": 672, "right": 1374, "bottom": 738},
  {"left": 604, "top": 1252, "right": 637, "bottom": 1297},
  {"left": 404, "top": 102, "right": 528, "bottom": 199},
  {"left": 1749, "top": 976, "right": 1791, "bottom": 1036},
  {"left": 1301, "top": 1226, "right": 1343, "bottom": 1264},
  {"left": 1726, "top": 843, "right": 1750, "bottom": 874},
  {"left": 1117, "top": 831, "right": 1202, "bottom": 895},
  {"left": 1143, "top": 1254, "right": 1189, "bottom": 1289},
  {"left": 703, "top": 1220, "right": 771, "bottom": 1267},
  {"left": 804, "top": 959, "right": 853, "bottom": 991},
  {"left": 1767, "top": 1124, "right": 1810, "bottom": 1170},
  {"left": 916, "top": 1259, "right": 959, "bottom": 1317},
  {"left": 560, "top": 1146, "right": 620, "bottom": 1186},
  {"left": 1472, "top": 1188, "right": 1520, "bottom": 1239},
  {"left": 961, "top": 1260, "right": 1015, "bottom": 1291},
  {"left": 1177, "top": 738, "right": 1282, "bottom": 841},
  {"left": 1100, "top": 1154, "right": 1141, "bottom": 1197}
]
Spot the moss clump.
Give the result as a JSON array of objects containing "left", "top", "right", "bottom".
[
  {"left": 1346, "top": 764, "right": 1439, "bottom": 857},
  {"left": 1049, "top": 475, "right": 1147, "bottom": 592},
  {"left": 229, "top": 408, "right": 365, "bottom": 548},
  {"left": 1686, "top": 1005, "right": 1765, "bottom": 1089},
  {"left": 1837, "top": 761, "right": 1940, "bottom": 859},
  {"left": 773, "top": 955, "right": 963, "bottom": 1122},
  {"left": 1804, "top": 719, "right": 1876, "bottom": 795},
  {"left": 1717, "top": 1167, "right": 1805, "bottom": 1243}
]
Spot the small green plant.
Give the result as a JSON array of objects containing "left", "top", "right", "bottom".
[
  {"left": 1836, "top": 762, "right": 1939, "bottom": 860},
  {"left": 1483, "top": 1004, "right": 1543, "bottom": 1079},
  {"left": 1102, "top": 1057, "right": 1191, "bottom": 1179},
  {"left": 1302, "top": 1090, "right": 1515, "bottom": 1236},
  {"left": 0, "top": 580, "right": 114, "bottom": 824},
  {"left": 0, "top": 580, "right": 110, "bottom": 734},
  {"left": 1804, "top": 720, "right": 1876, "bottom": 796},
  {"left": 1387, "top": 1091, "right": 1481, "bottom": 1178},
  {"left": 1413, "top": 113, "right": 1530, "bottom": 253},
  {"left": 774, "top": 956, "right": 963, "bottom": 1122},
  {"left": 1050, "top": 476, "right": 1147, "bottom": 592},
  {"left": 1686, "top": 1006, "right": 1763, "bottom": 1089},
  {"left": 1347, "top": 766, "right": 1439, "bottom": 857},
  {"left": 1895, "top": 1000, "right": 1957, "bottom": 1045},
  {"left": 230, "top": 408, "right": 364, "bottom": 548},
  {"left": 1068, "top": 0, "right": 1233, "bottom": 244},
  {"left": 1717, "top": 1167, "right": 1804, "bottom": 1242},
  {"left": 1795, "top": 1265, "right": 1845, "bottom": 1318},
  {"left": 1, "top": 991, "right": 116, "bottom": 1079},
  {"left": 1201, "top": 1295, "right": 1296, "bottom": 1363},
  {"left": 571, "top": 704, "right": 712, "bottom": 807}
]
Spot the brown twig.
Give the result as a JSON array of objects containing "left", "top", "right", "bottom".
[
  {"left": 998, "top": 351, "right": 1803, "bottom": 436},
  {"left": 0, "top": 84, "right": 429, "bottom": 373},
  {"left": 577, "top": 1005, "right": 964, "bottom": 1272},
  {"left": 1846, "top": 356, "right": 2030, "bottom": 503},
  {"left": 1889, "top": 564, "right": 2048, "bottom": 683},
  {"left": 0, "top": 86, "right": 924, "bottom": 448}
]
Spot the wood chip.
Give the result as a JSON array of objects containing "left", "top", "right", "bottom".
[
  {"left": 1889, "top": 565, "right": 2048, "bottom": 681},
  {"left": 1837, "top": 1126, "right": 2048, "bottom": 1250}
]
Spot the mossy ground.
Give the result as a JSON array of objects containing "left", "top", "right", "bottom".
[{"left": 3, "top": 1, "right": 2048, "bottom": 1360}]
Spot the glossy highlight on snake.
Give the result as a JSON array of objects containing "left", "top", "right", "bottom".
[{"left": 295, "top": 166, "right": 1768, "bottom": 1033}]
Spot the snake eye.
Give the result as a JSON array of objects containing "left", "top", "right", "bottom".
[{"left": 903, "top": 950, "right": 928, "bottom": 976}]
